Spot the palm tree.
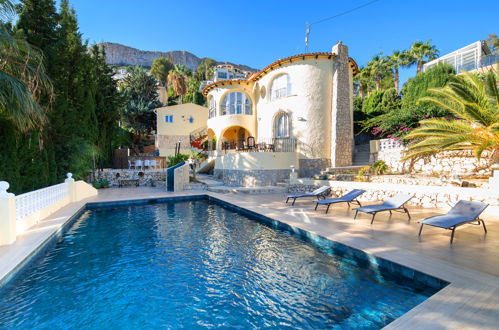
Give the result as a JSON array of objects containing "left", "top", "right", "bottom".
[
  {"left": 0, "top": 0, "right": 53, "bottom": 131},
  {"left": 389, "top": 50, "right": 410, "bottom": 91},
  {"left": 167, "top": 64, "right": 188, "bottom": 103},
  {"left": 366, "top": 55, "right": 389, "bottom": 91},
  {"left": 403, "top": 71, "right": 499, "bottom": 162},
  {"left": 150, "top": 57, "right": 174, "bottom": 87},
  {"left": 409, "top": 40, "right": 439, "bottom": 74},
  {"left": 354, "top": 66, "right": 372, "bottom": 98}
]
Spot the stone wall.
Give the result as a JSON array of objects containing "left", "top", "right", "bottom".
[
  {"left": 299, "top": 158, "right": 331, "bottom": 178},
  {"left": 173, "top": 163, "right": 190, "bottom": 191},
  {"left": 214, "top": 169, "right": 291, "bottom": 187},
  {"left": 289, "top": 178, "right": 499, "bottom": 208},
  {"left": 369, "top": 175, "right": 487, "bottom": 188},
  {"left": 95, "top": 169, "right": 166, "bottom": 187},
  {"left": 157, "top": 135, "right": 190, "bottom": 150},
  {"left": 330, "top": 41, "right": 354, "bottom": 167},
  {"left": 376, "top": 149, "right": 493, "bottom": 177}
]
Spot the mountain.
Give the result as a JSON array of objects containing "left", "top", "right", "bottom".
[{"left": 97, "top": 42, "right": 258, "bottom": 73}]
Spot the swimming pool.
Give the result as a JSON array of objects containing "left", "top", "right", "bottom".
[{"left": 0, "top": 197, "right": 445, "bottom": 328}]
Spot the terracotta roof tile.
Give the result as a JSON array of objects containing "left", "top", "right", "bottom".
[{"left": 202, "top": 52, "right": 359, "bottom": 96}]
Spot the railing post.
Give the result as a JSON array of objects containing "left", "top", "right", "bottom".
[
  {"left": 0, "top": 181, "right": 16, "bottom": 245},
  {"left": 65, "top": 173, "right": 76, "bottom": 203}
]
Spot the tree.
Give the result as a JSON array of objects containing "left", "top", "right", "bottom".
[
  {"left": 121, "top": 66, "right": 161, "bottom": 137},
  {"left": 408, "top": 40, "right": 439, "bottom": 74},
  {"left": 361, "top": 64, "right": 455, "bottom": 137},
  {"left": 90, "top": 44, "right": 124, "bottom": 168},
  {"left": 150, "top": 57, "right": 174, "bottom": 86},
  {"left": 196, "top": 58, "right": 216, "bottom": 81},
  {"left": 168, "top": 64, "right": 188, "bottom": 103},
  {"left": 0, "top": 0, "right": 53, "bottom": 131},
  {"left": 404, "top": 71, "right": 499, "bottom": 161},
  {"left": 486, "top": 34, "right": 499, "bottom": 55},
  {"left": 353, "top": 66, "right": 372, "bottom": 98},
  {"left": 361, "top": 88, "right": 401, "bottom": 117},
  {"left": 389, "top": 50, "right": 410, "bottom": 91},
  {"left": 366, "top": 54, "right": 391, "bottom": 91}
]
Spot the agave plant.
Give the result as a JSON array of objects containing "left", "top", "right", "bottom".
[{"left": 403, "top": 70, "right": 499, "bottom": 161}]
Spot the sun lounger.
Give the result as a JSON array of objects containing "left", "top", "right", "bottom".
[
  {"left": 418, "top": 200, "right": 488, "bottom": 244},
  {"left": 353, "top": 194, "right": 412, "bottom": 224},
  {"left": 285, "top": 186, "right": 331, "bottom": 206},
  {"left": 315, "top": 189, "right": 366, "bottom": 214}
]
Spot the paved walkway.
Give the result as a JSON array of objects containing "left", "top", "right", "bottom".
[{"left": 1, "top": 187, "right": 499, "bottom": 329}]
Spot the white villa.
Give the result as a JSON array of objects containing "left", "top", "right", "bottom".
[
  {"left": 213, "top": 63, "right": 254, "bottom": 82},
  {"left": 202, "top": 41, "right": 359, "bottom": 186},
  {"left": 423, "top": 40, "right": 498, "bottom": 73}
]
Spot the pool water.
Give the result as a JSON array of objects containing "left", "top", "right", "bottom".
[{"left": 0, "top": 200, "right": 440, "bottom": 329}]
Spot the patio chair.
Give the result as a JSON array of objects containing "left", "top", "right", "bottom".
[
  {"left": 128, "top": 160, "right": 134, "bottom": 169},
  {"left": 315, "top": 189, "right": 366, "bottom": 214},
  {"left": 144, "top": 160, "right": 150, "bottom": 170},
  {"left": 135, "top": 159, "right": 143, "bottom": 170},
  {"left": 150, "top": 159, "right": 157, "bottom": 169},
  {"left": 285, "top": 186, "right": 331, "bottom": 206},
  {"left": 353, "top": 194, "right": 413, "bottom": 224},
  {"left": 418, "top": 200, "right": 489, "bottom": 244},
  {"left": 247, "top": 136, "right": 256, "bottom": 151}
]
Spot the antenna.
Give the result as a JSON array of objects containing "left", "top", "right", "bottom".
[
  {"left": 304, "top": 0, "right": 380, "bottom": 50},
  {"left": 305, "top": 23, "right": 310, "bottom": 52}
]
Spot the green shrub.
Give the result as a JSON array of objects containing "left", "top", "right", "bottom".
[
  {"left": 92, "top": 179, "right": 110, "bottom": 189},
  {"left": 355, "top": 166, "right": 371, "bottom": 182},
  {"left": 167, "top": 153, "right": 189, "bottom": 167},
  {"left": 371, "top": 160, "right": 389, "bottom": 175},
  {"left": 362, "top": 64, "right": 455, "bottom": 138}
]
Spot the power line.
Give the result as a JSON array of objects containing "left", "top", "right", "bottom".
[{"left": 305, "top": 0, "right": 381, "bottom": 51}]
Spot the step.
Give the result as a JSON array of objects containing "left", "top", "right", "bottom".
[
  {"left": 184, "top": 183, "right": 208, "bottom": 191},
  {"left": 196, "top": 174, "right": 223, "bottom": 186},
  {"left": 324, "top": 165, "right": 366, "bottom": 174}
]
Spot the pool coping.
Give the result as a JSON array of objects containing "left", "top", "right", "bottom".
[{"left": 1, "top": 191, "right": 499, "bottom": 329}]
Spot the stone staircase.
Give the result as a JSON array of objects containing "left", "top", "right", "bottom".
[
  {"left": 353, "top": 143, "right": 371, "bottom": 166},
  {"left": 315, "top": 143, "right": 371, "bottom": 180}
]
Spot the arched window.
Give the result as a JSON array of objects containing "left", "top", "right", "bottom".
[
  {"left": 274, "top": 113, "right": 290, "bottom": 138},
  {"left": 222, "top": 91, "right": 252, "bottom": 115},
  {"left": 208, "top": 97, "right": 216, "bottom": 118},
  {"left": 270, "top": 74, "right": 291, "bottom": 100}
]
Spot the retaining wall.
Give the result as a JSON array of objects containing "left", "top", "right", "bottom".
[{"left": 289, "top": 178, "right": 499, "bottom": 209}]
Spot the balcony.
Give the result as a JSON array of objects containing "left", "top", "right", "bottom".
[{"left": 217, "top": 137, "right": 297, "bottom": 153}]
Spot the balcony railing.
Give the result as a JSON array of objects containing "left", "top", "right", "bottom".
[
  {"left": 220, "top": 137, "right": 297, "bottom": 153},
  {"left": 15, "top": 182, "right": 69, "bottom": 222},
  {"left": 220, "top": 104, "right": 252, "bottom": 116},
  {"left": 480, "top": 55, "right": 499, "bottom": 68}
]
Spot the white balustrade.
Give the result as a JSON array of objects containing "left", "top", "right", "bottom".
[
  {"left": 15, "top": 182, "right": 69, "bottom": 222},
  {"left": 379, "top": 138, "right": 404, "bottom": 152}
]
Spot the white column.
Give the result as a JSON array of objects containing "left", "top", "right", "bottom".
[
  {"left": 0, "top": 182, "right": 16, "bottom": 245},
  {"left": 65, "top": 173, "right": 76, "bottom": 203}
]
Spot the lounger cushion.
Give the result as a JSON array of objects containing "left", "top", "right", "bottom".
[
  {"left": 420, "top": 200, "right": 488, "bottom": 229},
  {"left": 447, "top": 200, "right": 488, "bottom": 217},
  {"left": 287, "top": 186, "right": 330, "bottom": 199},
  {"left": 354, "top": 204, "right": 397, "bottom": 213},
  {"left": 287, "top": 192, "right": 315, "bottom": 198},
  {"left": 383, "top": 194, "right": 413, "bottom": 208},
  {"left": 354, "top": 194, "right": 412, "bottom": 213},
  {"left": 317, "top": 189, "right": 365, "bottom": 205},
  {"left": 421, "top": 215, "right": 477, "bottom": 229}
]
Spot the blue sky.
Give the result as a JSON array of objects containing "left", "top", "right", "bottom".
[{"left": 66, "top": 0, "right": 498, "bottom": 86}]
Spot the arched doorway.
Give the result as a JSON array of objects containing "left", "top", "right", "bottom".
[{"left": 221, "top": 126, "right": 252, "bottom": 150}]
